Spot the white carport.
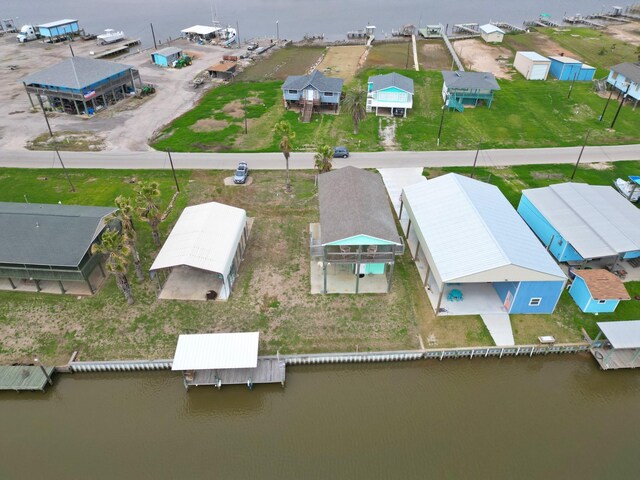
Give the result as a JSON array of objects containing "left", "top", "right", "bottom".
[
  {"left": 181, "top": 25, "right": 222, "bottom": 40},
  {"left": 400, "top": 174, "right": 566, "bottom": 344},
  {"left": 378, "top": 168, "right": 426, "bottom": 230},
  {"left": 150, "top": 202, "right": 248, "bottom": 301}
]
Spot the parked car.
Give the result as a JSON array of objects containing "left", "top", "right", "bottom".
[
  {"left": 234, "top": 162, "right": 249, "bottom": 184},
  {"left": 333, "top": 146, "right": 349, "bottom": 158}
]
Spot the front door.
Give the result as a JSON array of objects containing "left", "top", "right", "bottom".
[{"left": 504, "top": 290, "right": 513, "bottom": 311}]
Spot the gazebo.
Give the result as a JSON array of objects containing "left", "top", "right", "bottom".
[{"left": 590, "top": 321, "right": 640, "bottom": 370}]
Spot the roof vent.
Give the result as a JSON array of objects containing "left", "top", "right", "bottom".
[{"left": 455, "top": 71, "right": 461, "bottom": 77}]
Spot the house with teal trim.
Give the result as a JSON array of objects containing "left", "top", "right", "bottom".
[
  {"left": 282, "top": 70, "right": 344, "bottom": 122},
  {"left": 517, "top": 183, "right": 640, "bottom": 268},
  {"left": 310, "top": 167, "right": 404, "bottom": 294},
  {"left": 400, "top": 174, "right": 566, "bottom": 316},
  {"left": 569, "top": 269, "right": 630, "bottom": 314},
  {"left": 366, "top": 72, "right": 414, "bottom": 117},
  {"left": 441, "top": 71, "right": 500, "bottom": 111},
  {"left": 607, "top": 62, "right": 640, "bottom": 105}
]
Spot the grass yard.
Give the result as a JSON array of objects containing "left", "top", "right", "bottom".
[
  {"left": 365, "top": 41, "right": 414, "bottom": 70},
  {"left": 235, "top": 45, "right": 325, "bottom": 82},
  {"left": 316, "top": 45, "right": 367, "bottom": 81},
  {"left": 418, "top": 40, "right": 453, "bottom": 71},
  {"left": 0, "top": 168, "right": 438, "bottom": 364}
]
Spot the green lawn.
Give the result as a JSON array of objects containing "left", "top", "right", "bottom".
[{"left": 235, "top": 45, "right": 326, "bottom": 82}]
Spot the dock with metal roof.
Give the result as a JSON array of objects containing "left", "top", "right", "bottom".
[
  {"left": 588, "top": 321, "right": 640, "bottom": 370},
  {"left": 0, "top": 366, "right": 55, "bottom": 392}
]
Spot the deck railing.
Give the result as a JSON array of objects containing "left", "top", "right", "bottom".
[{"left": 310, "top": 238, "right": 404, "bottom": 262}]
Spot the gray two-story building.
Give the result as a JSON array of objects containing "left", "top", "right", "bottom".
[{"left": 282, "top": 70, "right": 344, "bottom": 122}]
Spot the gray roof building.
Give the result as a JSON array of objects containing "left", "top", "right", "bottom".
[
  {"left": 610, "top": 62, "right": 640, "bottom": 84},
  {"left": 368, "top": 72, "right": 414, "bottom": 94},
  {"left": 154, "top": 47, "right": 183, "bottom": 57},
  {"left": 442, "top": 71, "right": 501, "bottom": 91},
  {"left": 0, "top": 202, "right": 116, "bottom": 267},
  {"left": 282, "top": 70, "right": 344, "bottom": 93},
  {"left": 21, "top": 57, "right": 134, "bottom": 91},
  {"left": 318, "top": 167, "right": 400, "bottom": 245}
]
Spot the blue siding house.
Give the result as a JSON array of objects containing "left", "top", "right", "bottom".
[
  {"left": 569, "top": 269, "right": 630, "bottom": 313},
  {"left": 151, "top": 47, "right": 183, "bottom": 67},
  {"left": 400, "top": 174, "right": 566, "bottom": 317},
  {"left": 37, "top": 19, "right": 80, "bottom": 42},
  {"left": 282, "top": 70, "right": 344, "bottom": 121},
  {"left": 607, "top": 62, "right": 640, "bottom": 103},
  {"left": 518, "top": 183, "right": 640, "bottom": 266},
  {"left": 548, "top": 56, "right": 596, "bottom": 81},
  {"left": 367, "top": 72, "right": 414, "bottom": 117}
]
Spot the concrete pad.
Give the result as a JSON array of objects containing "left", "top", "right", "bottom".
[
  {"left": 480, "top": 313, "right": 515, "bottom": 346},
  {"left": 425, "top": 282, "right": 508, "bottom": 316},
  {"left": 159, "top": 265, "right": 226, "bottom": 301},
  {"left": 309, "top": 261, "right": 389, "bottom": 294},
  {"left": 0, "top": 261, "right": 107, "bottom": 296}
]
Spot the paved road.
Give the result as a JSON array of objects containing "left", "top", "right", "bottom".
[{"left": 1, "top": 144, "right": 639, "bottom": 170}]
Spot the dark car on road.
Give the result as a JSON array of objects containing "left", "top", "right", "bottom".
[
  {"left": 234, "top": 162, "right": 249, "bottom": 184},
  {"left": 333, "top": 146, "right": 349, "bottom": 158}
]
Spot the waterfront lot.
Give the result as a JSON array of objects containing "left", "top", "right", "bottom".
[
  {"left": 155, "top": 66, "right": 640, "bottom": 152},
  {"left": 4, "top": 162, "right": 640, "bottom": 363},
  {"left": 235, "top": 45, "right": 325, "bottom": 81}
]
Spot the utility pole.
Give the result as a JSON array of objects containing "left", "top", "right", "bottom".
[
  {"left": 471, "top": 139, "right": 482, "bottom": 178},
  {"left": 166, "top": 150, "right": 180, "bottom": 192},
  {"left": 54, "top": 146, "right": 76, "bottom": 192},
  {"left": 405, "top": 39, "right": 411, "bottom": 69},
  {"left": 436, "top": 104, "right": 445, "bottom": 146},
  {"left": 610, "top": 83, "right": 631, "bottom": 129},
  {"left": 236, "top": 21, "right": 240, "bottom": 47},
  {"left": 150, "top": 23, "right": 157, "bottom": 50},
  {"left": 599, "top": 86, "right": 615, "bottom": 121},
  {"left": 570, "top": 129, "right": 591, "bottom": 180},
  {"left": 242, "top": 98, "right": 248, "bottom": 134},
  {"left": 69, "top": 43, "right": 75, "bottom": 57},
  {"left": 276, "top": 20, "right": 279, "bottom": 42},
  {"left": 567, "top": 71, "right": 578, "bottom": 99},
  {"left": 36, "top": 94, "right": 53, "bottom": 137}
]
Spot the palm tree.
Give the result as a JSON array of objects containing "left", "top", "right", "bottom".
[
  {"left": 92, "top": 228, "right": 134, "bottom": 304},
  {"left": 342, "top": 85, "right": 367, "bottom": 135},
  {"left": 135, "top": 181, "right": 162, "bottom": 247},
  {"left": 113, "top": 195, "right": 144, "bottom": 281},
  {"left": 314, "top": 144, "right": 333, "bottom": 174},
  {"left": 274, "top": 120, "right": 296, "bottom": 192}
]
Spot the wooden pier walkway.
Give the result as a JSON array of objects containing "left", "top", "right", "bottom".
[
  {"left": 492, "top": 22, "right": 525, "bottom": 33},
  {"left": 590, "top": 347, "right": 640, "bottom": 370},
  {"left": 185, "top": 358, "right": 285, "bottom": 388},
  {"left": 440, "top": 28, "right": 464, "bottom": 71},
  {"left": 0, "top": 365, "right": 54, "bottom": 392},
  {"left": 93, "top": 39, "right": 141, "bottom": 59}
]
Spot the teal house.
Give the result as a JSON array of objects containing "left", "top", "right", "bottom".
[
  {"left": 367, "top": 72, "right": 414, "bottom": 117},
  {"left": 37, "top": 19, "right": 80, "bottom": 42},
  {"left": 569, "top": 269, "right": 630, "bottom": 314},
  {"left": 441, "top": 71, "right": 500, "bottom": 111},
  {"left": 310, "top": 167, "right": 404, "bottom": 294},
  {"left": 151, "top": 47, "right": 183, "bottom": 67}
]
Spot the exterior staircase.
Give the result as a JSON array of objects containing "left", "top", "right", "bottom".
[
  {"left": 447, "top": 96, "right": 465, "bottom": 112},
  {"left": 301, "top": 101, "right": 313, "bottom": 122}
]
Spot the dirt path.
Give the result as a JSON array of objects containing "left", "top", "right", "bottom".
[{"left": 452, "top": 39, "right": 512, "bottom": 78}]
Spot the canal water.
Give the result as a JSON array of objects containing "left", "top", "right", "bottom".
[
  {"left": 5, "top": 0, "right": 614, "bottom": 43},
  {"left": 2, "top": 355, "right": 640, "bottom": 479}
]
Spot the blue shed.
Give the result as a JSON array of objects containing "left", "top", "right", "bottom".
[
  {"left": 577, "top": 64, "right": 596, "bottom": 81},
  {"left": 549, "top": 55, "right": 592, "bottom": 81},
  {"left": 151, "top": 47, "right": 183, "bottom": 67},
  {"left": 518, "top": 183, "right": 640, "bottom": 265},
  {"left": 36, "top": 19, "right": 79, "bottom": 42},
  {"left": 569, "top": 269, "right": 630, "bottom": 313}
]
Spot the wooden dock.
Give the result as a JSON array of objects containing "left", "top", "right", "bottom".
[
  {"left": 93, "top": 39, "right": 141, "bottom": 59},
  {"left": 441, "top": 29, "right": 465, "bottom": 71},
  {"left": 185, "top": 358, "right": 285, "bottom": 389},
  {"left": 590, "top": 347, "right": 640, "bottom": 370},
  {"left": 0, "top": 366, "right": 54, "bottom": 392}
]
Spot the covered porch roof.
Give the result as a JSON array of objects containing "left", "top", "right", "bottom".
[
  {"left": 597, "top": 321, "right": 640, "bottom": 349},
  {"left": 172, "top": 332, "right": 259, "bottom": 371}
]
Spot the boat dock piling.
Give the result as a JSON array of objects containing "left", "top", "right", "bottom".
[
  {"left": 452, "top": 23, "right": 479, "bottom": 35},
  {"left": 93, "top": 39, "right": 141, "bottom": 59},
  {"left": 492, "top": 22, "right": 525, "bottom": 33},
  {"left": 0, "top": 365, "right": 55, "bottom": 392},
  {"left": 562, "top": 15, "right": 605, "bottom": 28}
]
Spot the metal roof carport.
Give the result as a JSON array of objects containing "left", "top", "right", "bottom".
[
  {"left": 590, "top": 321, "right": 640, "bottom": 370},
  {"left": 150, "top": 202, "right": 248, "bottom": 301}
]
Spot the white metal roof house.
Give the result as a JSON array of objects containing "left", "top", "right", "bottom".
[
  {"left": 479, "top": 24, "right": 505, "bottom": 43},
  {"left": 518, "top": 183, "right": 640, "bottom": 266},
  {"left": 401, "top": 174, "right": 566, "bottom": 316},
  {"left": 366, "top": 72, "right": 414, "bottom": 117},
  {"left": 513, "top": 51, "right": 551, "bottom": 80},
  {"left": 150, "top": 202, "right": 249, "bottom": 301}
]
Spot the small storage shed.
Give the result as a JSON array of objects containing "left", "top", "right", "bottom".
[
  {"left": 548, "top": 56, "right": 595, "bottom": 81},
  {"left": 479, "top": 24, "right": 505, "bottom": 43},
  {"left": 569, "top": 269, "right": 630, "bottom": 313},
  {"left": 150, "top": 202, "right": 249, "bottom": 301},
  {"left": 37, "top": 19, "right": 79, "bottom": 42},
  {"left": 151, "top": 47, "right": 183, "bottom": 67},
  {"left": 207, "top": 61, "right": 237, "bottom": 79},
  {"left": 513, "top": 51, "right": 551, "bottom": 80}
]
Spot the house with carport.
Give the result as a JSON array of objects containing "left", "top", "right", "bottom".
[
  {"left": 150, "top": 202, "right": 250, "bottom": 301},
  {"left": 400, "top": 174, "right": 566, "bottom": 319},
  {"left": 366, "top": 72, "right": 414, "bottom": 117},
  {"left": 517, "top": 183, "right": 640, "bottom": 274},
  {"left": 309, "top": 167, "right": 404, "bottom": 294}
]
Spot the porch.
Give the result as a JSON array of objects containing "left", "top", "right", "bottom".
[
  {"left": 565, "top": 257, "right": 640, "bottom": 282},
  {"left": 425, "top": 279, "right": 507, "bottom": 316}
]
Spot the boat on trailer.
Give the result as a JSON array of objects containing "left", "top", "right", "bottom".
[
  {"left": 614, "top": 175, "right": 640, "bottom": 202},
  {"left": 97, "top": 29, "right": 125, "bottom": 45}
]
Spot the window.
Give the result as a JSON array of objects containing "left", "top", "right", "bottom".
[
  {"left": 324, "top": 92, "right": 333, "bottom": 96},
  {"left": 288, "top": 89, "right": 298, "bottom": 94},
  {"left": 611, "top": 72, "right": 619, "bottom": 80},
  {"left": 529, "top": 297, "right": 542, "bottom": 306},
  {"left": 598, "top": 300, "right": 607, "bottom": 304}
]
